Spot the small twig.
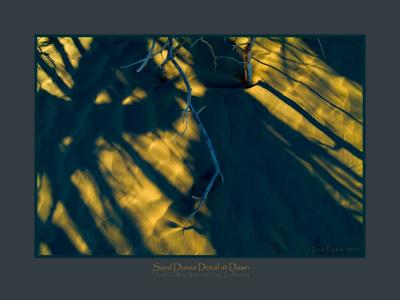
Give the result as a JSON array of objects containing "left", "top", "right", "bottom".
[
  {"left": 215, "top": 56, "right": 245, "bottom": 64},
  {"left": 200, "top": 38, "right": 218, "bottom": 70},
  {"left": 120, "top": 40, "right": 168, "bottom": 70},
  {"left": 136, "top": 39, "right": 156, "bottom": 72},
  {"left": 317, "top": 37, "right": 327, "bottom": 59},
  {"left": 119, "top": 57, "right": 147, "bottom": 69},
  {"left": 197, "top": 105, "right": 207, "bottom": 114},
  {"left": 190, "top": 37, "right": 218, "bottom": 70},
  {"left": 232, "top": 42, "right": 249, "bottom": 51}
]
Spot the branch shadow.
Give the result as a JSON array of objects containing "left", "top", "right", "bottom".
[{"left": 36, "top": 36, "right": 201, "bottom": 255}]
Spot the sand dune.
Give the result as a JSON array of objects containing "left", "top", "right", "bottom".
[{"left": 36, "top": 36, "right": 364, "bottom": 256}]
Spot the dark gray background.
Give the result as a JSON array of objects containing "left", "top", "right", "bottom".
[{"left": 0, "top": 0, "right": 398, "bottom": 299}]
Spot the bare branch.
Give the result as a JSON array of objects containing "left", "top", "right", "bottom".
[
  {"left": 190, "top": 37, "right": 217, "bottom": 70},
  {"left": 199, "top": 38, "right": 217, "bottom": 70},
  {"left": 125, "top": 37, "right": 224, "bottom": 231},
  {"left": 167, "top": 38, "right": 192, "bottom": 133},
  {"left": 166, "top": 37, "right": 223, "bottom": 229}
]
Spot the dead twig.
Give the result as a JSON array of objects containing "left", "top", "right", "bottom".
[
  {"left": 136, "top": 39, "right": 157, "bottom": 72},
  {"left": 166, "top": 37, "right": 223, "bottom": 229},
  {"left": 215, "top": 56, "right": 245, "bottom": 64},
  {"left": 123, "top": 37, "right": 224, "bottom": 231},
  {"left": 191, "top": 37, "right": 217, "bottom": 70},
  {"left": 317, "top": 37, "right": 327, "bottom": 59}
]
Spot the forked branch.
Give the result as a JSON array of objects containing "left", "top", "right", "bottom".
[
  {"left": 120, "top": 39, "right": 168, "bottom": 71},
  {"left": 167, "top": 37, "right": 224, "bottom": 229}
]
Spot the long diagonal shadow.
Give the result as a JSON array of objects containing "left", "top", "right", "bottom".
[
  {"left": 252, "top": 56, "right": 362, "bottom": 125},
  {"left": 183, "top": 38, "right": 363, "bottom": 255},
  {"left": 36, "top": 36, "right": 201, "bottom": 255},
  {"left": 256, "top": 80, "right": 363, "bottom": 160}
]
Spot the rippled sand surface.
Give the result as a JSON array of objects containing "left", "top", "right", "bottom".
[{"left": 36, "top": 36, "right": 364, "bottom": 256}]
